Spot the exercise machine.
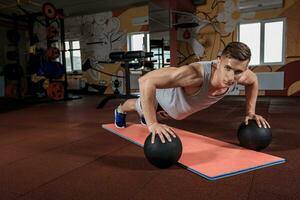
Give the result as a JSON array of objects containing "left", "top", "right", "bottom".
[{"left": 96, "top": 50, "right": 153, "bottom": 108}]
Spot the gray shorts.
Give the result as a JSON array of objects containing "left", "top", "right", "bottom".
[{"left": 135, "top": 97, "right": 163, "bottom": 117}]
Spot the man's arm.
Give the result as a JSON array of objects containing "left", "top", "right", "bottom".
[
  {"left": 138, "top": 63, "right": 202, "bottom": 143},
  {"left": 238, "top": 69, "right": 258, "bottom": 115},
  {"left": 238, "top": 69, "right": 270, "bottom": 128}
]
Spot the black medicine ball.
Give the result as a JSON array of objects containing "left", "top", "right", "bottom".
[
  {"left": 237, "top": 120, "right": 272, "bottom": 151},
  {"left": 144, "top": 133, "right": 183, "bottom": 169}
]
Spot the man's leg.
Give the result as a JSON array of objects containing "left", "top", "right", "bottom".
[
  {"left": 118, "top": 99, "right": 137, "bottom": 113},
  {"left": 135, "top": 98, "right": 160, "bottom": 126},
  {"left": 115, "top": 98, "right": 138, "bottom": 128},
  {"left": 114, "top": 97, "right": 161, "bottom": 128}
]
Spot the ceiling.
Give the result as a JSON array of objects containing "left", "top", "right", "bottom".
[{"left": 0, "top": 0, "right": 149, "bottom": 17}]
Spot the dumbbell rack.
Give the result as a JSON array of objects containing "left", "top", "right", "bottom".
[{"left": 4, "top": 16, "right": 23, "bottom": 99}]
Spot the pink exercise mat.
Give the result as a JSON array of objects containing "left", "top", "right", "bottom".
[{"left": 102, "top": 123, "right": 286, "bottom": 180}]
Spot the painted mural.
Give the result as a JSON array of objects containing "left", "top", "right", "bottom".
[
  {"left": 178, "top": 0, "right": 300, "bottom": 96},
  {"left": 64, "top": 6, "right": 148, "bottom": 94},
  {"left": 63, "top": 1, "right": 300, "bottom": 96}
]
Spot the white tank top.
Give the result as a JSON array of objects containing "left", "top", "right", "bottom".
[{"left": 155, "top": 61, "right": 235, "bottom": 120}]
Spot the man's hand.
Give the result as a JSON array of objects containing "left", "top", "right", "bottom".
[
  {"left": 245, "top": 113, "right": 271, "bottom": 128},
  {"left": 148, "top": 122, "right": 176, "bottom": 144}
]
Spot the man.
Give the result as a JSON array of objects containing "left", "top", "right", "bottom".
[{"left": 114, "top": 42, "right": 270, "bottom": 144}]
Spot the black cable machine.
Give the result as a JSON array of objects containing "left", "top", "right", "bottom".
[{"left": 96, "top": 50, "right": 153, "bottom": 108}]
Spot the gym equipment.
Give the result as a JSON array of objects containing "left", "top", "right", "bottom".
[
  {"left": 109, "top": 52, "right": 126, "bottom": 61},
  {"left": 5, "top": 82, "right": 24, "bottom": 98},
  {"left": 6, "top": 51, "right": 19, "bottom": 61},
  {"left": 42, "top": 79, "right": 50, "bottom": 89},
  {"left": 5, "top": 26, "right": 22, "bottom": 99},
  {"left": 82, "top": 59, "right": 123, "bottom": 77},
  {"left": 96, "top": 51, "right": 153, "bottom": 108},
  {"left": 2, "top": 3, "right": 77, "bottom": 101},
  {"left": 103, "top": 123, "right": 285, "bottom": 180},
  {"left": 144, "top": 133, "right": 182, "bottom": 169},
  {"left": 112, "top": 79, "right": 121, "bottom": 94},
  {"left": 3, "top": 64, "right": 23, "bottom": 80},
  {"left": 37, "top": 61, "right": 65, "bottom": 79},
  {"left": 31, "top": 74, "right": 45, "bottom": 82},
  {"left": 5, "top": 83, "right": 17, "bottom": 98},
  {"left": 42, "top": 2, "right": 57, "bottom": 19},
  {"left": 237, "top": 120, "right": 272, "bottom": 151},
  {"left": 46, "top": 47, "right": 60, "bottom": 60},
  {"left": 6, "top": 29, "right": 20, "bottom": 43},
  {"left": 81, "top": 59, "right": 117, "bottom": 94},
  {"left": 111, "top": 70, "right": 124, "bottom": 95},
  {"left": 47, "top": 82, "right": 64, "bottom": 100},
  {"left": 47, "top": 25, "right": 59, "bottom": 39}
]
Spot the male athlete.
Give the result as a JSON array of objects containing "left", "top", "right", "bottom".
[{"left": 114, "top": 42, "right": 270, "bottom": 143}]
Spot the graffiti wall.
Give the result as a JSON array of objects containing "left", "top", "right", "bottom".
[
  {"left": 65, "top": 5, "right": 148, "bottom": 94},
  {"left": 177, "top": 0, "right": 300, "bottom": 96}
]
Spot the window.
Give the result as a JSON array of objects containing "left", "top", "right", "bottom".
[
  {"left": 151, "top": 44, "right": 170, "bottom": 69},
  {"left": 127, "top": 32, "right": 170, "bottom": 69},
  {"left": 127, "top": 32, "right": 150, "bottom": 51},
  {"left": 238, "top": 18, "right": 286, "bottom": 66},
  {"left": 65, "top": 40, "right": 82, "bottom": 72}
]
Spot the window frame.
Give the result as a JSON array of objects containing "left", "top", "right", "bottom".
[
  {"left": 64, "top": 40, "right": 82, "bottom": 73},
  {"left": 237, "top": 17, "right": 287, "bottom": 66},
  {"left": 127, "top": 32, "right": 150, "bottom": 52}
]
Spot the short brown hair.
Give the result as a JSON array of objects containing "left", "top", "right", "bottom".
[{"left": 221, "top": 42, "right": 251, "bottom": 61}]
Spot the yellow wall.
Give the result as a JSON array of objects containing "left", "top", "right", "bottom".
[
  {"left": 178, "top": 0, "right": 300, "bottom": 96},
  {"left": 116, "top": 5, "right": 149, "bottom": 33},
  {"left": 103, "top": 5, "right": 148, "bottom": 94}
]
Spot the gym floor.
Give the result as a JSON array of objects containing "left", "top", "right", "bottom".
[{"left": 0, "top": 96, "right": 299, "bottom": 200}]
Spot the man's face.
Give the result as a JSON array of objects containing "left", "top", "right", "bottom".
[{"left": 214, "top": 56, "right": 249, "bottom": 88}]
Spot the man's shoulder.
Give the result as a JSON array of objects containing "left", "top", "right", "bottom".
[
  {"left": 189, "top": 60, "right": 215, "bottom": 69},
  {"left": 188, "top": 62, "right": 209, "bottom": 78},
  {"left": 194, "top": 60, "right": 216, "bottom": 65}
]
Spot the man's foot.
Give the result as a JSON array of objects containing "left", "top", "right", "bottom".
[
  {"left": 140, "top": 115, "right": 147, "bottom": 126},
  {"left": 115, "top": 109, "right": 126, "bottom": 128}
]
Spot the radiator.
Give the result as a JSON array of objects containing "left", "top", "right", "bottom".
[{"left": 228, "top": 72, "right": 285, "bottom": 95}]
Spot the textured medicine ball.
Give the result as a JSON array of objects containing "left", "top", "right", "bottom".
[
  {"left": 6, "top": 51, "right": 19, "bottom": 61},
  {"left": 46, "top": 25, "right": 59, "bottom": 39},
  {"left": 144, "top": 133, "right": 183, "bottom": 169},
  {"left": 47, "top": 47, "right": 60, "bottom": 60},
  {"left": 237, "top": 120, "right": 272, "bottom": 151},
  {"left": 42, "top": 2, "right": 57, "bottom": 19}
]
